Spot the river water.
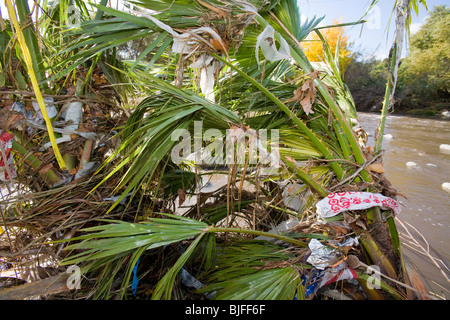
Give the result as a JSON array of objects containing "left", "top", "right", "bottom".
[{"left": 357, "top": 112, "right": 450, "bottom": 299}]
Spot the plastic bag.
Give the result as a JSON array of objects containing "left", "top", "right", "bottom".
[
  {"left": 316, "top": 191, "right": 401, "bottom": 219},
  {"left": 0, "top": 130, "right": 16, "bottom": 182}
]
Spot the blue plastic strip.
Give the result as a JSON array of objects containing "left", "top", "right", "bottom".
[{"left": 131, "top": 257, "right": 141, "bottom": 296}]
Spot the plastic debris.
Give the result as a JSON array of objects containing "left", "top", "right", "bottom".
[
  {"left": 131, "top": 257, "right": 140, "bottom": 296},
  {"left": 319, "top": 264, "right": 357, "bottom": 290},
  {"left": 43, "top": 101, "right": 84, "bottom": 149},
  {"left": 307, "top": 238, "right": 338, "bottom": 270},
  {"left": 280, "top": 182, "right": 307, "bottom": 212},
  {"left": 316, "top": 192, "right": 401, "bottom": 219},
  {"left": 180, "top": 267, "right": 204, "bottom": 290},
  {"left": 32, "top": 97, "right": 58, "bottom": 121},
  {"left": 306, "top": 238, "right": 359, "bottom": 270},
  {"left": 137, "top": 11, "right": 226, "bottom": 56},
  {"left": 304, "top": 238, "right": 359, "bottom": 298},
  {"left": 189, "top": 54, "right": 221, "bottom": 102},
  {"left": 180, "top": 267, "right": 215, "bottom": 299},
  {"left": 74, "top": 161, "right": 99, "bottom": 180},
  {"left": 103, "top": 192, "right": 133, "bottom": 205},
  {"left": 301, "top": 263, "right": 358, "bottom": 299},
  {"left": 255, "top": 218, "right": 300, "bottom": 242},
  {"left": 0, "top": 130, "right": 16, "bottom": 182},
  {"left": 255, "top": 25, "right": 291, "bottom": 65}
]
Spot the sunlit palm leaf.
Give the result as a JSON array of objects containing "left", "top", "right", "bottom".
[
  {"left": 59, "top": 214, "right": 209, "bottom": 266},
  {"left": 198, "top": 241, "right": 306, "bottom": 300}
]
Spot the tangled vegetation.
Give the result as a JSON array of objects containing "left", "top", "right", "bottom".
[{"left": 0, "top": 0, "right": 434, "bottom": 300}]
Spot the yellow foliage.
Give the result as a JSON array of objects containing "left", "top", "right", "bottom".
[{"left": 303, "top": 20, "right": 353, "bottom": 73}]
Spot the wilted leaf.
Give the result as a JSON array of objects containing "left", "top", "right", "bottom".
[
  {"left": 285, "top": 71, "right": 319, "bottom": 115},
  {"left": 39, "top": 163, "right": 55, "bottom": 174},
  {"left": 197, "top": 0, "right": 227, "bottom": 19},
  {"left": 178, "top": 188, "right": 186, "bottom": 206},
  {"left": 6, "top": 113, "right": 24, "bottom": 130},
  {"left": 300, "top": 93, "right": 314, "bottom": 115},
  {"left": 368, "top": 163, "right": 385, "bottom": 173}
]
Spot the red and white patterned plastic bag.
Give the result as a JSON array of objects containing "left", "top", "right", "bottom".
[
  {"left": 0, "top": 130, "right": 16, "bottom": 182},
  {"left": 316, "top": 191, "right": 401, "bottom": 219}
]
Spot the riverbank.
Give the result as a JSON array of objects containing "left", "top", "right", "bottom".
[{"left": 356, "top": 107, "right": 450, "bottom": 120}]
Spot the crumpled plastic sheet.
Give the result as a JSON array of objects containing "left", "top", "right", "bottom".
[
  {"left": 316, "top": 191, "right": 401, "bottom": 219},
  {"left": 189, "top": 54, "right": 220, "bottom": 102},
  {"left": 307, "top": 238, "right": 358, "bottom": 270},
  {"left": 0, "top": 130, "right": 16, "bottom": 182},
  {"left": 138, "top": 11, "right": 224, "bottom": 55},
  {"left": 32, "top": 97, "right": 58, "bottom": 120},
  {"left": 43, "top": 101, "right": 83, "bottom": 149}
]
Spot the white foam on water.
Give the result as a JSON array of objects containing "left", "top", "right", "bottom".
[
  {"left": 439, "top": 144, "right": 450, "bottom": 154},
  {"left": 406, "top": 161, "right": 418, "bottom": 168}
]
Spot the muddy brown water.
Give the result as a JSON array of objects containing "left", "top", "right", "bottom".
[{"left": 358, "top": 112, "right": 450, "bottom": 299}]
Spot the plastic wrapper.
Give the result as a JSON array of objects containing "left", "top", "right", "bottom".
[
  {"left": 316, "top": 191, "right": 401, "bottom": 219},
  {"left": 0, "top": 130, "right": 16, "bottom": 182},
  {"left": 301, "top": 262, "right": 358, "bottom": 298},
  {"left": 306, "top": 238, "right": 358, "bottom": 270}
]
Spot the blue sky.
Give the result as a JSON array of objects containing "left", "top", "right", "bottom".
[{"left": 298, "top": 0, "right": 449, "bottom": 60}]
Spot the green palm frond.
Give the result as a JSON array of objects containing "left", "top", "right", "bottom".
[
  {"left": 90, "top": 71, "right": 240, "bottom": 212},
  {"left": 59, "top": 214, "right": 209, "bottom": 266},
  {"left": 198, "top": 241, "right": 306, "bottom": 300}
]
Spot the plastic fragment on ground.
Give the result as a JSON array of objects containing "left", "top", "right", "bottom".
[
  {"left": 42, "top": 101, "right": 84, "bottom": 149},
  {"left": 10, "top": 101, "right": 34, "bottom": 133},
  {"left": 32, "top": 97, "right": 57, "bottom": 120},
  {"left": 0, "top": 130, "right": 16, "bottom": 182},
  {"left": 74, "top": 161, "right": 99, "bottom": 180},
  {"left": 280, "top": 181, "right": 307, "bottom": 212},
  {"left": 316, "top": 191, "right": 401, "bottom": 219},
  {"left": 317, "top": 263, "right": 357, "bottom": 291}
]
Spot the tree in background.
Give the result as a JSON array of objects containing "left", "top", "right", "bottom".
[
  {"left": 303, "top": 20, "right": 353, "bottom": 74},
  {"left": 344, "top": 55, "right": 389, "bottom": 111},
  {"left": 345, "top": 5, "right": 449, "bottom": 114},
  {"left": 398, "top": 5, "right": 450, "bottom": 99}
]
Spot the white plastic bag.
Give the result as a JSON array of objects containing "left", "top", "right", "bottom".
[{"left": 255, "top": 25, "right": 291, "bottom": 65}]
